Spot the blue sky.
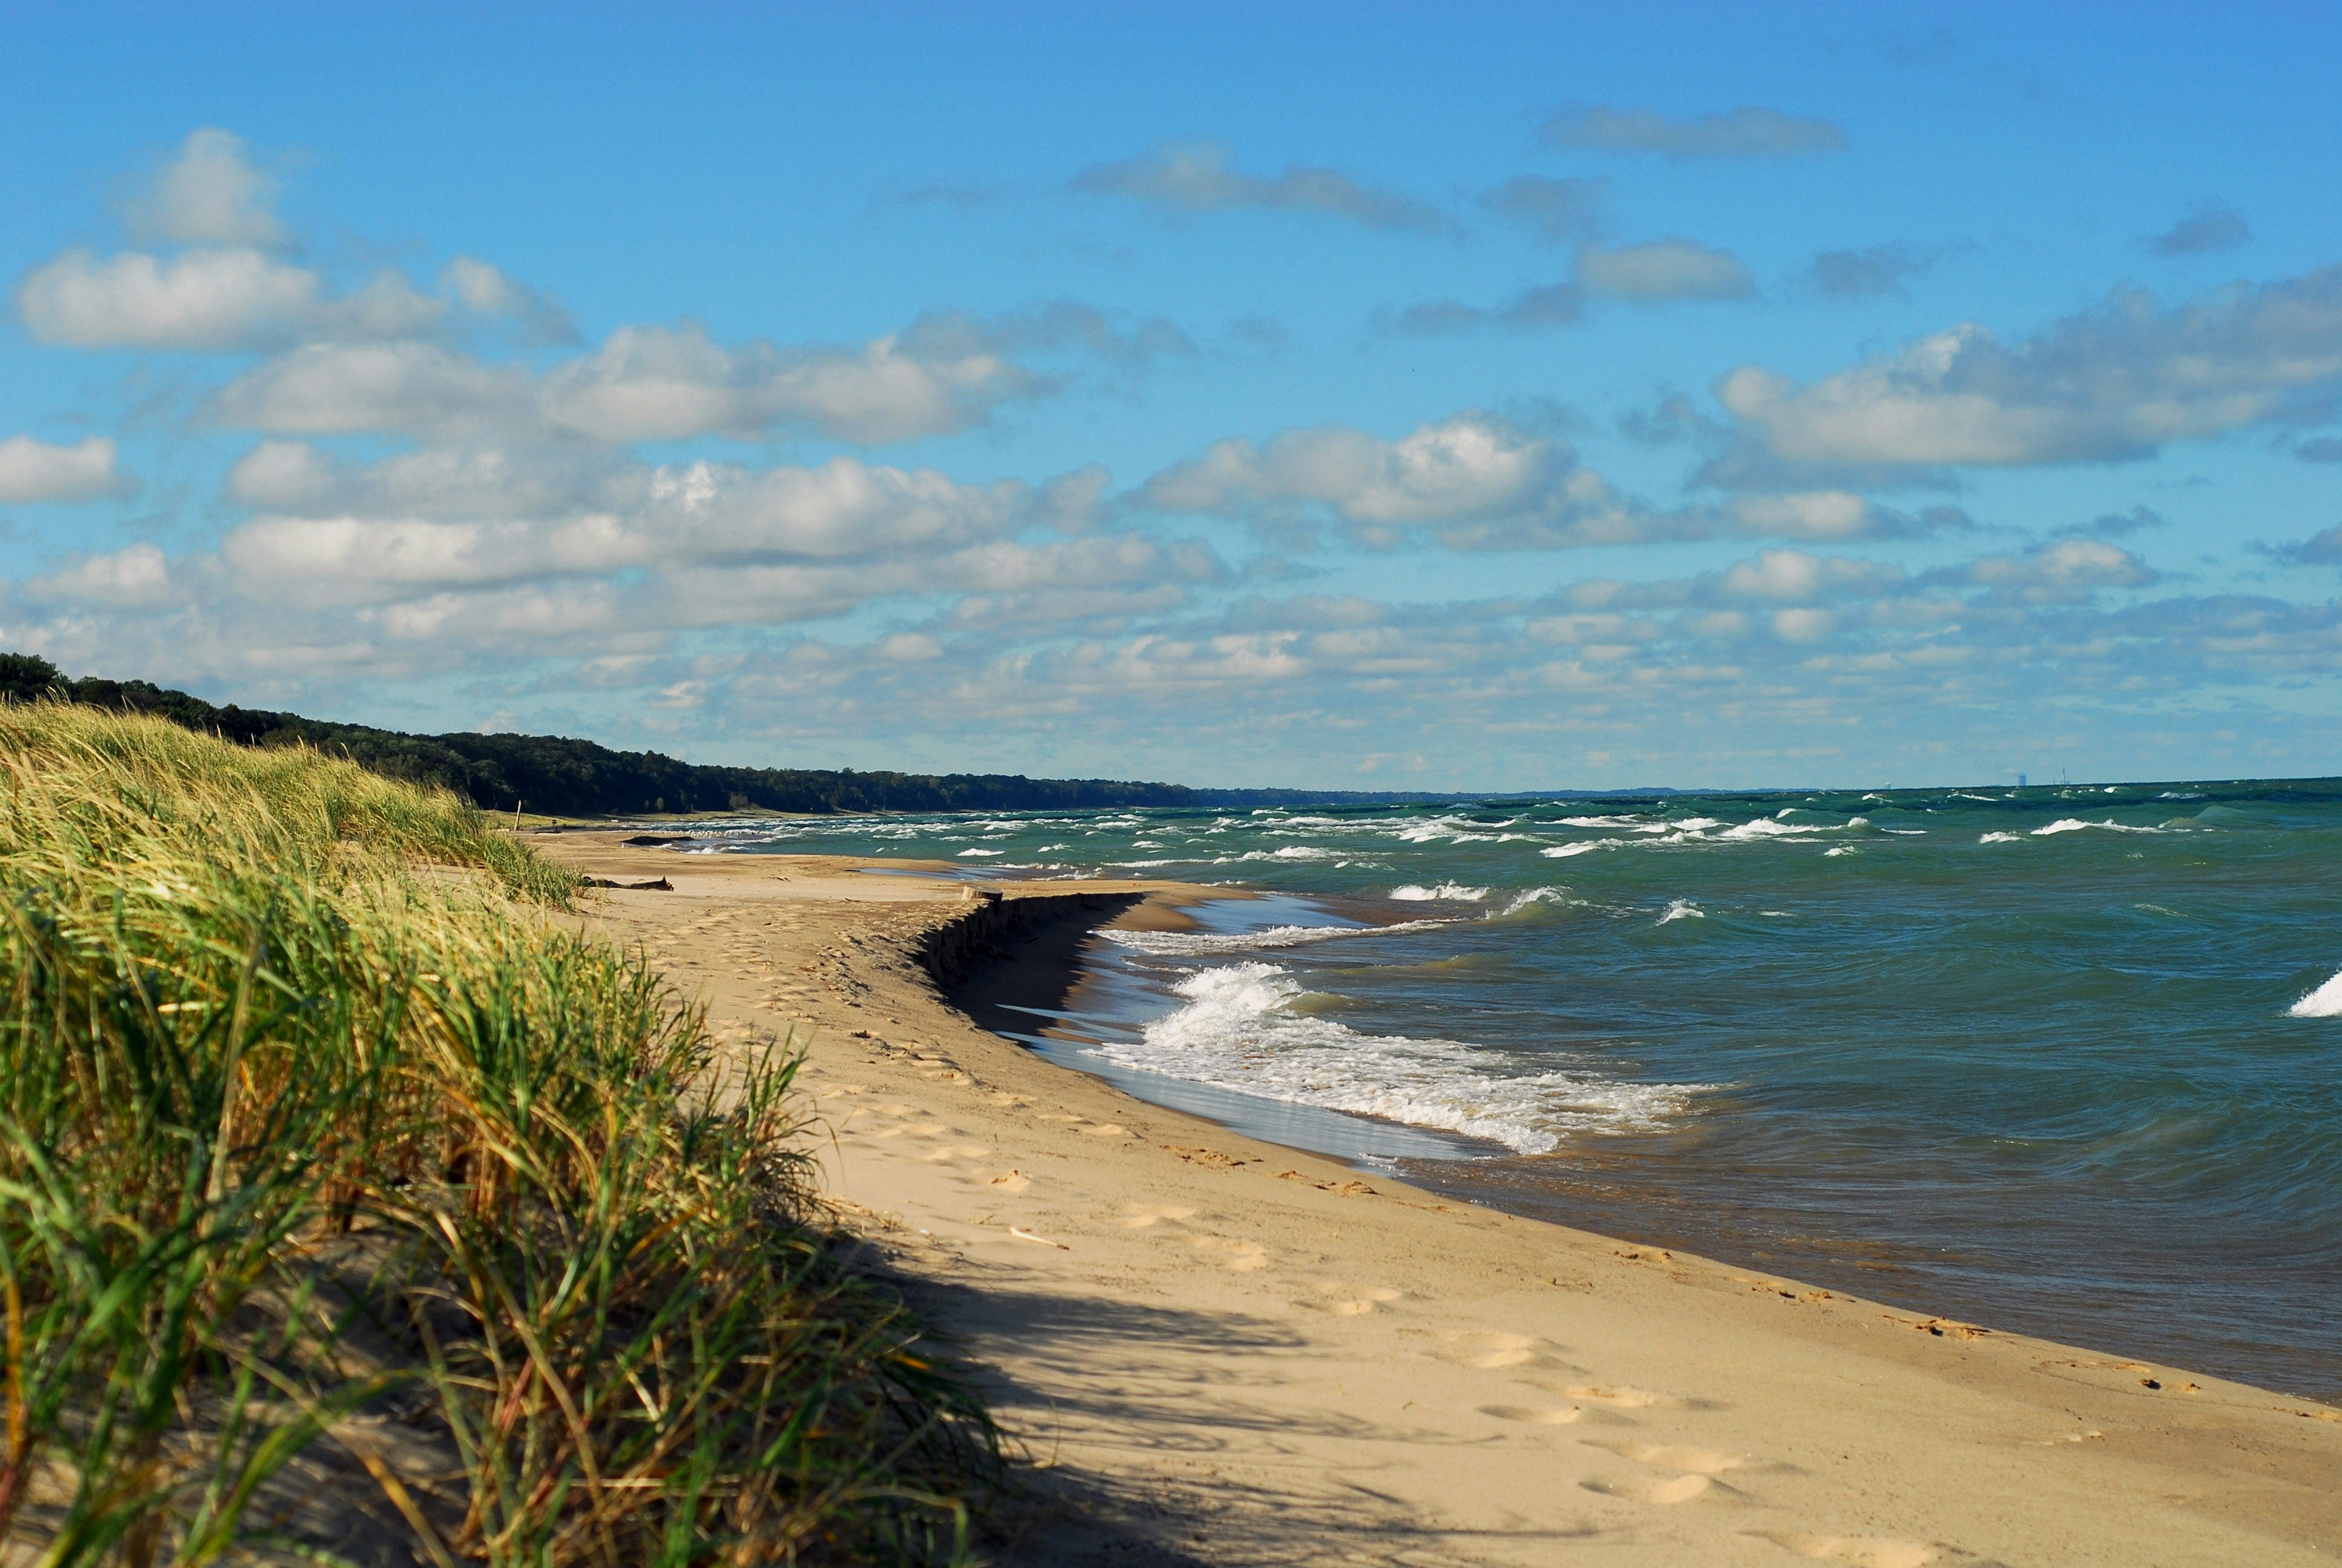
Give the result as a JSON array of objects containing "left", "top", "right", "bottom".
[{"left": 2, "top": 2, "right": 2337, "bottom": 789}]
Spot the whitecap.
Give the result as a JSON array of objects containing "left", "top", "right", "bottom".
[
  {"left": 2289, "top": 970, "right": 2342, "bottom": 1018},
  {"left": 956, "top": 848, "right": 1004, "bottom": 857},
  {"left": 1824, "top": 846, "right": 1856, "bottom": 857},
  {"left": 1101, "top": 919, "right": 1451, "bottom": 956},
  {"left": 1557, "top": 814, "right": 1639, "bottom": 828},
  {"left": 2032, "top": 818, "right": 2164, "bottom": 837},
  {"left": 1497, "top": 887, "right": 1570, "bottom": 915},
  {"left": 1541, "top": 840, "right": 1617, "bottom": 859},
  {"left": 1093, "top": 962, "right": 1705, "bottom": 1153},
  {"left": 1717, "top": 817, "right": 1825, "bottom": 840},
  {"left": 1392, "top": 882, "right": 1491, "bottom": 901},
  {"left": 1658, "top": 899, "right": 1704, "bottom": 924},
  {"left": 1979, "top": 831, "right": 2022, "bottom": 843}
]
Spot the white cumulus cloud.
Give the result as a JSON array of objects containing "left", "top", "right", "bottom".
[
  {"left": 1715, "top": 265, "right": 2342, "bottom": 469},
  {"left": 124, "top": 129, "right": 288, "bottom": 248},
  {"left": 19, "top": 249, "right": 444, "bottom": 351},
  {"left": 1139, "top": 412, "right": 1660, "bottom": 548},
  {"left": 540, "top": 322, "right": 1033, "bottom": 445},
  {"left": 0, "top": 435, "right": 134, "bottom": 503},
  {"left": 206, "top": 342, "right": 528, "bottom": 435}
]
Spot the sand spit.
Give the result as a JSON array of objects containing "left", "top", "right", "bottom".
[{"left": 540, "top": 832, "right": 2342, "bottom": 1567}]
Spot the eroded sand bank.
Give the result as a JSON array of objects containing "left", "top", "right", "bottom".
[{"left": 539, "top": 832, "right": 2342, "bottom": 1567}]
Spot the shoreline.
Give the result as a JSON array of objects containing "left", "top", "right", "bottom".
[{"left": 539, "top": 832, "right": 2342, "bottom": 1565}]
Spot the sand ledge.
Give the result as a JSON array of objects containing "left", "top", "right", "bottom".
[{"left": 537, "top": 834, "right": 2342, "bottom": 1567}]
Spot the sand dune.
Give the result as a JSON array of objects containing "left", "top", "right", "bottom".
[{"left": 541, "top": 832, "right": 2342, "bottom": 1566}]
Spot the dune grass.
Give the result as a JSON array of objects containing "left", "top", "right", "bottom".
[{"left": 0, "top": 704, "right": 997, "bottom": 1566}]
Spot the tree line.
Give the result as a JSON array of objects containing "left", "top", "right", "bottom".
[{"left": 0, "top": 654, "right": 1202, "bottom": 817}]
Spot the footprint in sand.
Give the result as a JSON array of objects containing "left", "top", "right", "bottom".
[
  {"left": 1189, "top": 1235, "right": 1269, "bottom": 1270},
  {"left": 1551, "top": 1383, "right": 1675, "bottom": 1409},
  {"left": 1431, "top": 1330, "right": 1563, "bottom": 1370},
  {"left": 1306, "top": 1283, "right": 1402, "bottom": 1316},
  {"left": 1034, "top": 1114, "right": 1126, "bottom": 1135},
  {"left": 1121, "top": 1204, "right": 1197, "bottom": 1228},
  {"left": 1747, "top": 1533, "right": 1940, "bottom": 1568},
  {"left": 1478, "top": 1403, "right": 1583, "bottom": 1425},
  {"left": 1582, "top": 1472, "right": 1728, "bottom": 1505},
  {"left": 919, "top": 1144, "right": 990, "bottom": 1163},
  {"left": 1583, "top": 1439, "right": 1744, "bottom": 1475}
]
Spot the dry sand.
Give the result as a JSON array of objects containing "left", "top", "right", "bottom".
[{"left": 540, "top": 832, "right": 2342, "bottom": 1567}]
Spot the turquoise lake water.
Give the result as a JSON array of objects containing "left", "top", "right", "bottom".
[{"left": 667, "top": 779, "right": 2342, "bottom": 1398}]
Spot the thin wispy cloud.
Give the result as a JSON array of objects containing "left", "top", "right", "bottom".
[
  {"left": 1540, "top": 104, "right": 1847, "bottom": 158},
  {"left": 1577, "top": 240, "right": 1755, "bottom": 302},
  {"left": 1802, "top": 243, "right": 1946, "bottom": 299},
  {"left": 2143, "top": 199, "right": 2252, "bottom": 257},
  {"left": 1481, "top": 176, "right": 1605, "bottom": 244},
  {"left": 1070, "top": 140, "right": 1445, "bottom": 233}
]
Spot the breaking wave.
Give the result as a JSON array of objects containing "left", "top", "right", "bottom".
[
  {"left": 1392, "top": 882, "right": 1490, "bottom": 901},
  {"left": 2290, "top": 969, "right": 2342, "bottom": 1019},
  {"left": 1100, "top": 918, "right": 1452, "bottom": 956},
  {"left": 1092, "top": 962, "right": 1703, "bottom": 1154}
]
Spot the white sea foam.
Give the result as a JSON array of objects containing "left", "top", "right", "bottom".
[
  {"left": 1541, "top": 840, "right": 1617, "bottom": 859},
  {"left": 1658, "top": 899, "right": 1703, "bottom": 923},
  {"left": 1101, "top": 919, "right": 1451, "bottom": 956},
  {"left": 1092, "top": 962, "right": 1702, "bottom": 1153},
  {"left": 2032, "top": 818, "right": 2164, "bottom": 837},
  {"left": 1558, "top": 814, "right": 1640, "bottom": 828},
  {"left": 1392, "top": 882, "right": 1491, "bottom": 901},
  {"left": 2289, "top": 970, "right": 2342, "bottom": 1018},
  {"left": 1824, "top": 846, "right": 1857, "bottom": 857},
  {"left": 956, "top": 848, "right": 1003, "bottom": 857},
  {"left": 1979, "top": 831, "right": 2022, "bottom": 843}
]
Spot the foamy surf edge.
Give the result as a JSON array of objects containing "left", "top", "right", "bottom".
[{"left": 1094, "top": 961, "right": 1704, "bottom": 1154}]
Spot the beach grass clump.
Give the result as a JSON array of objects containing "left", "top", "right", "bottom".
[{"left": 0, "top": 703, "right": 995, "bottom": 1565}]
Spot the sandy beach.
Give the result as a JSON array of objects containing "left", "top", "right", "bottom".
[{"left": 541, "top": 832, "right": 2342, "bottom": 1567}]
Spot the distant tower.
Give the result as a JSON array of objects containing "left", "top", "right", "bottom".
[{"left": 2018, "top": 773, "right": 2027, "bottom": 788}]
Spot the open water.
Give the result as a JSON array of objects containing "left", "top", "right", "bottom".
[{"left": 675, "top": 780, "right": 2342, "bottom": 1398}]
